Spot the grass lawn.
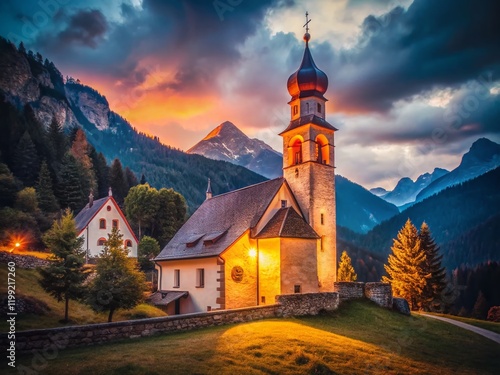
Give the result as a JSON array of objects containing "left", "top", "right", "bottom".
[
  {"left": 423, "top": 312, "right": 500, "bottom": 334},
  {"left": 0, "top": 262, "right": 166, "bottom": 332},
  {"left": 7, "top": 300, "right": 500, "bottom": 375}
]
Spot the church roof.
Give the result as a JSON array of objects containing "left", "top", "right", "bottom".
[
  {"left": 74, "top": 197, "right": 109, "bottom": 233},
  {"left": 255, "top": 207, "right": 319, "bottom": 239},
  {"left": 156, "top": 178, "right": 285, "bottom": 261},
  {"left": 279, "top": 114, "right": 338, "bottom": 135}
]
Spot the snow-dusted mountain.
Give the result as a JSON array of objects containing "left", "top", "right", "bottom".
[
  {"left": 381, "top": 168, "right": 449, "bottom": 207},
  {"left": 416, "top": 138, "right": 500, "bottom": 201},
  {"left": 187, "top": 121, "right": 283, "bottom": 178}
]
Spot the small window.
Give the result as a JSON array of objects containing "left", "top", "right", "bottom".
[
  {"left": 294, "top": 285, "right": 301, "bottom": 294},
  {"left": 295, "top": 168, "right": 299, "bottom": 178},
  {"left": 317, "top": 103, "right": 321, "bottom": 113},
  {"left": 293, "top": 105, "right": 298, "bottom": 115},
  {"left": 281, "top": 200, "right": 287, "bottom": 208},
  {"left": 321, "top": 213, "right": 324, "bottom": 225},
  {"left": 261, "top": 296, "right": 266, "bottom": 303},
  {"left": 99, "top": 219, "right": 106, "bottom": 229},
  {"left": 174, "top": 269, "right": 180, "bottom": 288},
  {"left": 112, "top": 219, "right": 119, "bottom": 229},
  {"left": 97, "top": 238, "right": 106, "bottom": 246},
  {"left": 196, "top": 268, "right": 205, "bottom": 288},
  {"left": 106, "top": 205, "right": 111, "bottom": 211},
  {"left": 125, "top": 240, "right": 132, "bottom": 247},
  {"left": 306, "top": 102, "right": 310, "bottom": 113}
]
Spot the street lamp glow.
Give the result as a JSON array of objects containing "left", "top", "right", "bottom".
[{"left": 248, "top": 248, "right": 257, "bottom": 257}]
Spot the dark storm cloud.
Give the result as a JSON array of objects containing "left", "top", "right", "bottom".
[
  {"left": 57, "top": 9, "right": 108, "bottom": 48},
  {"left": 332, "top": 0, "right": 500, "bottom": 112}
]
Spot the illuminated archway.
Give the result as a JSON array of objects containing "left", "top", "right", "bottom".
[
  {"left": 315, "top": 134, "right": 329, "bottom": 165},
  {"left": 288, "top": 135, "right": 304, "bottom": 166}
]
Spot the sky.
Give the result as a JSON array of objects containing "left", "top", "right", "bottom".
[{"left": 1, "top": 0, "right": 499, "bottom": 189}]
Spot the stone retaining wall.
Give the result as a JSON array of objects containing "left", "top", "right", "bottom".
[
  {"left": 276, "top": 292, "right": 339, "bottom": 317},
  {"left": 365, "top": 282, "right": 392, "bottom": 308},
  {"left": 7, "top": 305, "right": 279, "bottom": 354},
  {"left": 333, "top": 282, "right": 365, "bottom": 300},
  {"left": 0, "top": 251, "right": 50, "bottom": 269}
]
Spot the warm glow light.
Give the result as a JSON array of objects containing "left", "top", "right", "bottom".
[
  {"left": 248, "top": 248, "right": 257, "bottom": 257},
  {"left": 15, "top": 242, "right": 20, "bottom": 248}
]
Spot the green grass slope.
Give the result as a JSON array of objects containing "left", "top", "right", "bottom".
[
  {"left": 0, "top": 262, "right": 166, "bottom": 332},
  {"left": 8, "top": 301, "right": 500, "bottom": 375}
]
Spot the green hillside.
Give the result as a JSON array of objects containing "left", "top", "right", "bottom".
[{"left": 7, "top": 300, "right": 499, "bottom": 375}]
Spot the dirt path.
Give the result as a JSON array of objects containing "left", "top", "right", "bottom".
[{"left": 421, "top": 313, "right": 500, "bottom": 344}]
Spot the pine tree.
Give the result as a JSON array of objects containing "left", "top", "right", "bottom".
[
  {"left": 70, "top": 129, "right": 97, "bottom": 196},
  {"left": 471, "top": 291, "right": 489, "bottom": 319},
  {"left": 338, "top": 250, "right": 358, "bottom": 281},
  {"left": 419, "top": 222, "right": 447, "bottom": 311},
  {"left": 57, "top": 153, "right": 85, "bottom": 211},
  {"left": 86, "top": 228, "right": 146, "bottom": 322},
  {"left": 140, "top": 173, "right": 146, "bottom": 185},
  {"left": 36, "top": 160, "right": 59, "bottom": 212},
  {"left": 39, "top": 209, "right": 88, "bottom": 322},
  {"left": 0, "top": 163, "right": 18, "bottom": 207},
  {"left": 125, "top": 167, "right": 138, "bottom": 190},
  {"left": 92, "top": 151, "right": 109, "bottom": 198},
  {"left": 47, "top": 118, "right": 66, "bottom": 164},
  {"left": 382, "top": 219, "right": 429, "bottom": 310},
  {"left": 109, "top": 158, "right": 128, "bottom": 205},
  {"left": 12, "top": 131, "right": 39, "bottom": 187}
]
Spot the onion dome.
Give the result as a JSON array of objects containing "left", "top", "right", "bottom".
[{"left": 287, "top": 33, "right": 328, "bottom": 100}]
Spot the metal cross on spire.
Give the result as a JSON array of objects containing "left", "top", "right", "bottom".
[{"left": 303, "top": 11, "right": 311, "bottom": 33}]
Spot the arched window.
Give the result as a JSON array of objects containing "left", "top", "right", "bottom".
[
  {"left": 317, "top": 103, "right": 322, "bottom": 113},
  {"left": 97, "top": 238, "right": 106, "bottom": 246},
  {"left": 315, "top": 134, "right": 329, "bottom": 165},
  {"left": 125, "top": 240, "right": 133, "bottom": 248},
  {"left": 112, "top": 220, "right": 119, "bottom": 229},
  {"left": 99, "top": 219, "right": 106, "bottom": 229},
  {"left": 292, "top": 140, "right": 302, "bottom": 165}
]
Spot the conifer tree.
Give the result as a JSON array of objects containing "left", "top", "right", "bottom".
[
  {"left": 382, "top": 219, "right": 429, "bottom": 310},
  {"left": 140, "top": 173, "right": 146, "bottom": 185},
  {"left": 39, "top": 209, "right": 88, "bottom": 322},
  {"left": 47, "top": 118, "right": 66, "bottom": 163},
  {"left": 125, "top": 167, "right": 138, "bottom": 190},
  {"left": 70, "top": 129, "right": 97, "bottom": 195},
  {"left": 57, "top": 153, "right": 85, "bottom": 211},
  {"left": 338, "top": 250, "right": 358, "bottom": 281},
  {"left": 36, "top": 160, "right": 59, "bottom": 212},
  {"left": 86, "top": 228, "right": 146, "bottom": 322},
  {"left": 92, "top": 151, "right": 109, "bottom": 198},
  {"left": 0, "top": 163, "right": 18, "bottom": 207},
  {"left": 12, "top": 131, "right": 39, "bottom": 187},
  {"left": 109, "top": 158, "right": 128, "bottom": 205},
  {"left": 420, "top": 222, "right": 447, "bottom": 311}
]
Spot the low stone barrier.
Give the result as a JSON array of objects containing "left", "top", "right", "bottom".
[
  {"left": 365, "top": 282, "right": 392, "bottom": 308},
  {"left": 6, "top": 305, "right": 278, "bottom": 354},
  {"left": 276, "top": 292, "right": 339, "bottom": 317},
  {"left": 0, "top": 251, "right": 50, "bottom": 269},
  {"left": 333, "top": 282, "right": 365, "bottom": 300}
]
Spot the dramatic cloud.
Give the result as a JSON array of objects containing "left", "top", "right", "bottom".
[
  {"left": 57, "top": 9, "right": 108, "bottom": 48},
  {"left": 0, "top": 0, "right": 499, "bottom": 189},
  {"left": 330, "top": 0, "right": 500, "bottom": 112}
]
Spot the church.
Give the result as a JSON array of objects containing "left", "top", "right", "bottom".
[{"left": 153, "top": 22, "right": 337, "bottom": 315}]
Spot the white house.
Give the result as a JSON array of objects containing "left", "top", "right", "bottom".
[{"left": 75, "top": 188, "right": 138, "bottom": 260}]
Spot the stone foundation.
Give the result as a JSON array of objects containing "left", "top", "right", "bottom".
[{"left": 364, "top": 282, "right": 392, "bottom": 308}]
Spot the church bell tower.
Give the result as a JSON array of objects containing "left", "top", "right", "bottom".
[{"left": 280, "top": 13, "right": 337, "bottom": 290}]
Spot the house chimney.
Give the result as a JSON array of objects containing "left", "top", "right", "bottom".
[
  {"left": 108, "top": 187, "right": 113, "bottom": 197},
  {"left": 89, "top": 191, "right": 94, "bottom": 208},
  {"left": 206, "top": 178, "right": 212, "bottom": 200}
]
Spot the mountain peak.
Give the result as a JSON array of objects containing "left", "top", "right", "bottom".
[
  {"left": 463, "top": 138, "right": 500, "bottom": 165},
  {"left": 202, "top": 121, "right": 245, "bottom": 141}
]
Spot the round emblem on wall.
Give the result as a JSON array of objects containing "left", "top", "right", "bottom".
[{"left": 231, "top": 266, "right": 244, "bottom": 282}]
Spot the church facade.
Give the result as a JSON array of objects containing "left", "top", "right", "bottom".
[{"left": 154, "top": 26, "right": 337, "bottom": 315}]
